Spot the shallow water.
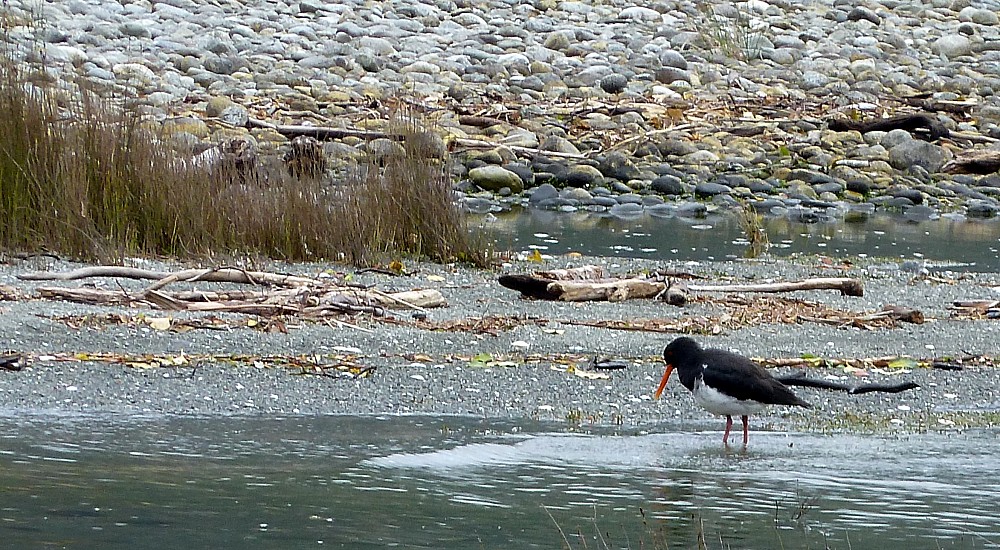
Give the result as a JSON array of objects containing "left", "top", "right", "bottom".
[
  {"left": 1, "top": 414, "right": 998, "bottom": 549},
  {"left": 479, "top": 207, "right": 1000, "bottom": 270}
]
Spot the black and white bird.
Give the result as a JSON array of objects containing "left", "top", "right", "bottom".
[{"left": 654, "top": 337, "right": 811, "bottom": 446}]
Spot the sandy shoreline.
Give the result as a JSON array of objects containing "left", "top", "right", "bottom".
[{"left": 1, "top": 254, "right": 999, "bottom": 434}]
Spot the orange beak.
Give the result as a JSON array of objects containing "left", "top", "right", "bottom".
[{"left": 654, "top": 364, "right": 675, "bottom": 399}]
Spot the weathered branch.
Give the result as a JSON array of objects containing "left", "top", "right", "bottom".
[
  {"left": 35, "top": 285, "right": 445, "bottom": 312},
  {"left": 547, "top": 279, "right": 664, "bottom": 302},
  {"left": 19, "top": 266, "right": 322, "bottom": 287},
  {"left": 500, "top": 267, "right": 864, "bottom": 301},
  {"left": 247, "top": 118, "right": 402, "bottom": 141},
  {"left": 687, "top": 278, "right": 863, "bottom": 297},
  {"left": 451, "top": 137, "right": 587, "bottom": 160}
]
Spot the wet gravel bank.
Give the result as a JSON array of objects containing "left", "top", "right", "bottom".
[{"left": 1, "top": 255, "right": 999, "bottom": 435}]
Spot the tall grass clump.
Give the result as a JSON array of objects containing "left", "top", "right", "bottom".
[
  {"left": 331, "top": 113, "right": 492, "bottom": 267},
  {"left": 696, "top": 3, "right": 769, "bottom": 62},
  {"left": 736, "top": 200, "right": 769, "bottom": 259},
  {"left": 0, "top": 58, "right": 490, "bottom": 266}
]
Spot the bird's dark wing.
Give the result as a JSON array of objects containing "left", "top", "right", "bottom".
[{"left": 701, "top": 349, "right": 811, "bottom": 407}]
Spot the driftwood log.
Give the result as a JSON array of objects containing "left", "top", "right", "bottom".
[
  {"left": 26, "top": 266, "right": 446, "bottom": 316},
  {"left": 19, "top": 266, "right": 322, "bottom": 287},
  {"left": 35, "top": 286, "right": 445, "bottom": 312},
  {"left": 942, "top": 150, "right": 1000, "bottom": 175},
  {"left": 498, "top": 265, "right": 864, "bottom": 303}
]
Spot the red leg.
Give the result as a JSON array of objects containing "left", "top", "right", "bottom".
[
  {"left": 741, "top": 415, "right": 750, "bottom": 446},
  {"left": 722, "top": 415, "right": 733, "bottom": 445}
]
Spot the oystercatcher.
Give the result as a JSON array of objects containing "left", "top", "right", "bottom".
[{"left": 654, "top": 337, "right": 810, "bottom": 446}]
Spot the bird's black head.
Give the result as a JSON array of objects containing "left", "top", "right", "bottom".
[
  {"left": 663, "top": 336, "right": 702, "bottom": 364},
  {"left": 655, "top": 337, "right": 704, "bottom": 399}
]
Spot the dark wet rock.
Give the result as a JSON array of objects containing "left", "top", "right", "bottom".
[
  {"left": 787, "top": 207, "right": 824, "bottom": 223},
  {"left": 532, "top": 171, "right": 562, "bottom": 187},
  {"left": 632, "top": 141, "right": 662, "bottom": 158},
  {"left": 746, "top": 179, "right": 775, "bottom": 194},
  {"left": 786, "top": 184, "right": 819, "bottom": 201},
  {"left": 616, "top": 193, "right": 643, "bottom": 205},
  {"left": 977, "top": 173, "right": 1000, "bottom": 188},
  {"left": 940, "top": 182, "right": 989, "bottom": 200},
  {"left": 461, "top": 196, "right": 495, "bottom": 214},
  {"left": 712, "top": 194, "right": 740, "bottom": 208},
  {"left": 527, "top": 183, "right": 559, "bottom": 204},
  {"left": 609, "top": 202, "right": 643, "bottom": 218},
  {"left": 788, "top": 168, "right": 834, "bottom": 185},
  {"left": 204, "top": 55, "right": 242, "bottom": 75},
  {"left": 642, "top": 195, "right": 665, "bottom": 206},
  {"left": 883, "top": 196, "right": 919, "bottom": 209},
  {"left": 531, "top": 197, "right": 558, "bottom": 209},
  {"left": 608, "top": 180, "right": 632, "bottom": 193},
  {"left": 676, "top": 202, "right": 708, "bottom": 218},
  {"left": 558, "top": 165, "right": 604, "bottom": 188},
  {"left": 453, "top": 180, "right": 477, "bottom": 194},
  {"left": 887, "top": 140, "right": 951, "bottom": 173},
  {"left": 905, "top": 165, "right": 933, "bottom": 184},
  {"left": 975, "top": 186, "right": 1000, "bottom": 198},
  {"left": 539, "top": 135, "right": 581, "bottom": 155},
  {"left": 502, "top": 162, "right": 535, "bottom": 187},
  {"left": 561, "top": 187, "right": 593, "bottom": 203},
  {"left": 967, "top": 200, "right": 1000, "bottom": 218},
  {"left": 715, "top": 174, "right": 750, "bottom": 188},
  {"left": 812, "top": 181, "right": 844, "bottom": 195},
  {"left": 914, "top": 184, "right": 954, "bottom": 198},
  {"left": 654, "top": 67, "right": 690, "bottom": 84},
  {"left": 659, "top": 49, "right": 687, "bottom": 69},
  {"left": 846, "top": 179, "right": 871, "bottom": 195},
  {"left": 651, "top": 174, "right": 685, "bottom": 195},
  {"left": 650, "top": 164, "right": 685, "bottom": 178},
  {"left": 694, "top": 181, "right": 732, "bottom": 198},
  {"left": 531, "top": 157, "right": 566, "bottom": 175},
  {"left": 598, "top": 152, "right": 641, "bottom": 182},
  {"left": 599, "top": 74, "right": 628, "bottom": 94},
  {"left": 889, "top": 186, "right": 924, "bottom": 205},
  {"left": 750, "top": 198, "right": 784, "bottom": 212},
  {"left": 801, "top": 199, "right": 838, "bottom": 209},
  {"left": 469, "top": 165, "right": 524, "bottom": 193},
  {"left": 517, "top": 76, "right": 546, "bottom": 92},
  {"left": 658, "top": 138, "right": 697, "bottom": 157},
  {"left": 646, "top": 203, "right": 674, "bottom": 217},
  {"left": 846, "top": 6, "right": 881, "bottom": 24},
  {"left": 590, "top": 196, "right": 618, "bottom": 208},
  {"left": 469, "top": 149, "right": 505, "bottom": 165},
  {"left": 904, "top": 204, "right": 938, "bottom": 222}
]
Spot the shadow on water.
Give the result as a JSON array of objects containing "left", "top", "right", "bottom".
[
  {"left": 1, "top": 413, "right": 998, "bottom": 549},
  {"left": 476, "top": 206, "right": 1000, "bottom": 270}
]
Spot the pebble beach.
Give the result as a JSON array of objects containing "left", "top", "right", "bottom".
[
  {"left": 1, "top": 0, "right": 1000, "bottom": 432},
  {"left": 2, "top": 255, "right": 999, "bottom": 435},
  {"left": 4, "top": 0, "right": 1000, "bottom": 222}
]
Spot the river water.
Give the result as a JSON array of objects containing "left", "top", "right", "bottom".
[
  {"left": 479, "top": 206, "right": 1000, "bottom": 270},
  {"left": 1, "top": 414, "right": 997, "bottom": 549}
]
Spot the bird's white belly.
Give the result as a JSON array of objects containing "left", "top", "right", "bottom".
[{"left": 692, "top": 378, "right": 767, "bottom": 417}]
